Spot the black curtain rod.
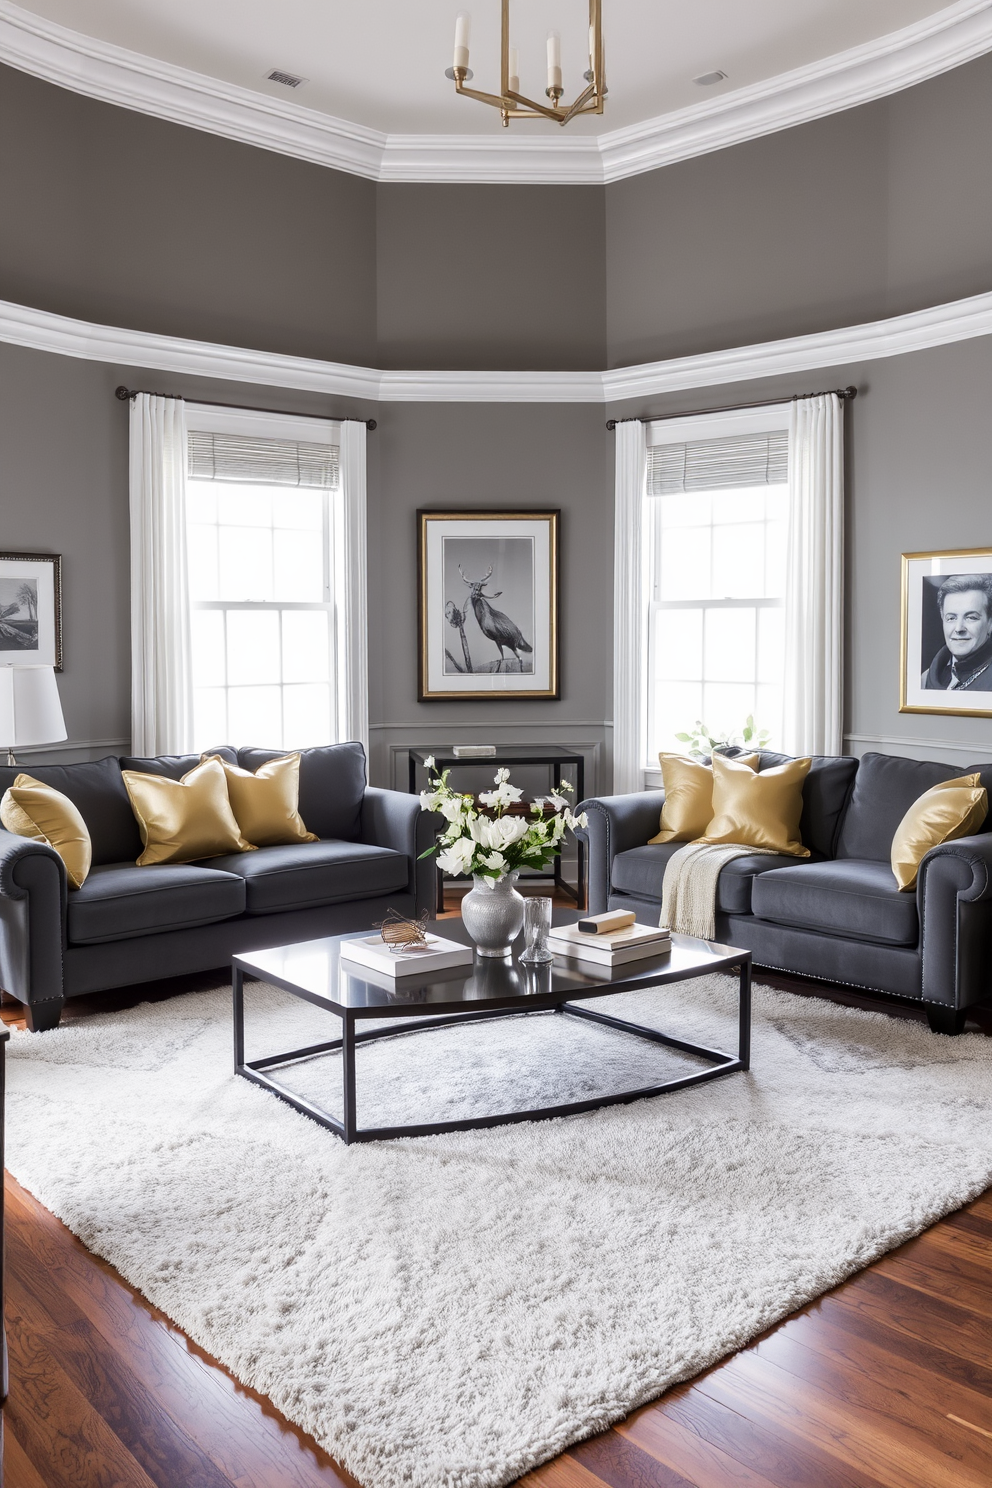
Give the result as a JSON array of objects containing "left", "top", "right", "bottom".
[
  {"left": 115, "top": 385, "right": 376, "bottom": 430},
  {"left": 605, "top": 385, "right": 858, "bottom": 431}
]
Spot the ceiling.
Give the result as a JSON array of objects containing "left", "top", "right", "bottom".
[{"left": 11, "top": 0, "right": 958, "bottom": 135}]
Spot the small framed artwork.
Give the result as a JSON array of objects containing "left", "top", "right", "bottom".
[
  {"left": 901, "top": 548, "right": 992, "bottom": 715},
  {"left": 0, "top": 552, "right": 63, "bottom": 670},
  {"left": 418, "top": 510, "right": 559, "bottom": 700}
]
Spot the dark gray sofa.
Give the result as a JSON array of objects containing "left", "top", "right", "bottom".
[
  {"left": 0, "top": 742, "right": 435, "bottom": 1031},
  {"left": 577, "top": 750, "right": 992, "bottom": 1034}
]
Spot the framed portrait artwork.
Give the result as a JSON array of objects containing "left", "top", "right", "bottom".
[
  {"left": 418, "top": 510, "right": 559, "bottom": 700},
  {"left": 901, "top": 548, "right": 992, "bottom": 716},
  {"left": 0, "top": 552, "right": 62, "bottom": 670}
]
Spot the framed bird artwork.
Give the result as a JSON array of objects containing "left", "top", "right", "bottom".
[{"left": 417, "top": 510, "right": 559, "bottom": 700}]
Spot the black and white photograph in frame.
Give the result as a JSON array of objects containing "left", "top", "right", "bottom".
[
  {"left": 418, "top": 511, "right": 559, "bottom": 700},
  {"left": 0, "top": 552, "right": 62, "bottom": 670},
  {"left": 901, "top": 548, "right": 992, "bottom": 716}
]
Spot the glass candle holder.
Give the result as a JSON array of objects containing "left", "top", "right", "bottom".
[{"left": 519, "top": 896, "right": 553, "bottom": 963}]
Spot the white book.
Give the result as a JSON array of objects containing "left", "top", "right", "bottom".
[
  {"left": 340, "top": 933, "right": 474, "bottom": 978},
  {"left": 451, "top": 745, "right": 497, "bottom": 757},
  {"left": 547, "top": 935, "right": 672, "bottom": 967},
  {"left": 551, "top": 921, "right": 671, "bottom": 951}
]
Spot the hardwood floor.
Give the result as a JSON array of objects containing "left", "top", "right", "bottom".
[{"left": 3, "top": 964, "right": 992, "bottom": 1488}]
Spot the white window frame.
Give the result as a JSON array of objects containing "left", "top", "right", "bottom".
[
  {"left": 614, "top": 404, "right": 791, "bottom": 793},
  {"left": 183, "top": 402, "right": 367, "bottom": 753}
]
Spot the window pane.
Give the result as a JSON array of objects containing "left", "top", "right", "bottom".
[
  {"left": 756, "top": 683, "right": 783, "bottom": 747},
  {"left": 274, "top": 529, "right": 324, "bottom": 602},
  {"left": 711, "top": 490, "right": 766, "bottom": 525},
  {"left": 276, "top": 489, "right": 324, "bottom": 532},
  {"left": 218, "top": 527, "right": 273, "bottom": 601},
  {"left": 283, "top": 610, "right": 331, "bottom": 683},
  {"left": 712, "top": 522, "right": 765, "bottom": 598},
  {"left": 186, "top": 480, "right": 219, "bottom": 523},
  {"left": 283, "top": 683, "right": 332, "bottom": 747},
  {"left": 659, "top": 526, "right": 711, "bottom": 601},
  {"left": 216, "top": 485, "right": 274, "bottom": 528},
  {"left": 192, "top": 686, "right": 228, "bottom": 753},
  {"left": 757, "top": 606, "right": 785, "bottom": 684},
  {"left": 648, "top": 681, "right": 702, "bottom": 758},
  {"left": 700, "top": 682, "right": 755, "bottom": 740},
  {"left": 653, "top": 608, "right": 702, "bottom": 682},
  {"left": 657, "top": 491, "right": 710, "bottom": 529},
  {"left": 227, "top": 610, "right": 281, "bottom": 686},
  {"left": 191, "top": 609, "right": 225, "bottom": 687},
  {"left": 187, "top": 526, "right": 219, "bottom": 602},
  {"left": 704, "top": 607, "right": 756, "bottom": 683},
  {"left": 228, "top": 685, "right": 283, "bottom": 748}
]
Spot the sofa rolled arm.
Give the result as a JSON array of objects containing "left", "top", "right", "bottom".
[
  {"left": 359, "top": 788, "right": 439, "bottom": 917},
  {"left": 0, "top": 827, "right": 66, "bottom": 1008},
  {"left": 574, "top": 791, "right": 663, "bottom": 915},
  {"left": 918, "top": 834, "right": 992, "bottom": 1009}
]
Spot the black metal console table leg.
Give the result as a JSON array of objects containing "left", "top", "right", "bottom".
[
  {"left": 341, "top": 1011, "right": 357, "bottom": 1145},
  {"left": 738, "top": 957, "right": 752, "bottom": 1070}
]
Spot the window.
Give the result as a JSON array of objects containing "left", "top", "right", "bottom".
[
  {"left": 184, "top": 408, "right": 344, "bottom": 754},
  {"left": 644, "top": 408, "right": 790, "bottom": 773}
]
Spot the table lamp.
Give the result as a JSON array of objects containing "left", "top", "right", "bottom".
[{"left": 0, "top": 666, "right": 68, "bottom": 766}]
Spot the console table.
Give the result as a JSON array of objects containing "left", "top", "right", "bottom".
[{"left": 408, "top": 745, "right": 585, "bottom": 911}]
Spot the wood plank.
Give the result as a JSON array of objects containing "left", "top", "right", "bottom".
[
  {"left": 616, "top": 1401, "right": 782, "bottom": 1487},
  {"left": 4, "top": 1176, "right": 355, "bottom": 1488},
  {"left": 6, "top": 1237, "right": 240, "bottom": 1488},
  {"left": 872, "top": 1247, "right": 992, "bottom": 1320},
  {"left": 1, "top": 1420, "right": 53, "bottom": 1488},
  {"left": 649, "top": 1376, "right": 886, "bottom": 1488},
  {"left": 946, "top": 1210, "right": 992, "bottom": 1242},
  {"left": 3, "top": 1300, "right": 161, "bottom": 1488},
  {"left": 827, "top": 1269, "right": 992, "bottom": 1371},
  {"left": 760, "top": 1299, "right": 992, "bottom": 1436},
  {"left": 517, "top": 1454, "right": 610, "bottom": 1488},
  {"left": 566, "top": 1429, "right": 697, "bottom": 1488},
  {"left": 731, "top": 1327, "right": 992, "bottom": 1487}
]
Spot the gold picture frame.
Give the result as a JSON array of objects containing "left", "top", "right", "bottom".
[
  {"left": 418, "top": 510, "right": 559, "bottom": 701},
  {"left": 900, "top": 547, "right": 992, "bottom": 716}
]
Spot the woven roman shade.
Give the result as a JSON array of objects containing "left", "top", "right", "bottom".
[
  {"left": 647, "top": 429, "right": 788, "bottom": 494},
  {"left": 188, "top": 431, "right": 340, "bottom": 488}
]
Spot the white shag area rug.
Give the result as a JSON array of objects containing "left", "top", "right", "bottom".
[{"left": 7, "top": 974, "right": 992, "bottom": 1488}]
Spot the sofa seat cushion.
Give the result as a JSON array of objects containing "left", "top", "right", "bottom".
[
  {"left": 67, "top": 862, "right": 246, "bottom": 945},
  {"left": 205, "top": 839, "right": 408, "bottom": 915},
  {"left": 750, "top": 859, "right": 918, "bottom": 946},
  {"left": 612, "top": 844, "right": 800, "bottom": 915}
]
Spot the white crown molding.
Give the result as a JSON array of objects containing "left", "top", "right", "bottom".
[
  {"left": 1, "top": 0, "right": 991, "bottom": 184},
  {"left": 2, "top": 291, "right": 992, "bottom": 404}
]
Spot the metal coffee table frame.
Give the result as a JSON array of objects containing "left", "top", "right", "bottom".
[{"left": 233, "top": 933, "right": 751, "bottom": 1145}]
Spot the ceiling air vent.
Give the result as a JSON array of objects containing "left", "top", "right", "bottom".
[
  {"left": 266, "top": 69, "right": 308, "bottom": 89},
  {"left": 692, "top": 70, "right": 727, "bottom": 86}
]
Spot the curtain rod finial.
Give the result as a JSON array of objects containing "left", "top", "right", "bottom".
[{"left": 115, "top": 385, "right": 132, "bottom": 401}]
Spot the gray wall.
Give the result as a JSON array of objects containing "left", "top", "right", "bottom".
[
  {"left": 606, "top": 51, "right": 992, "bottom": 368},
  {"left": 375, "top": 185, "right": 606, "bottom": 371}
]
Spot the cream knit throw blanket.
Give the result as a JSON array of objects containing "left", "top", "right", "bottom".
[{"left": 661, "top": 842, "right": 781, "bottom": 940}]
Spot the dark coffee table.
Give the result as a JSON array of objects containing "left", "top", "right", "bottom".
[{"left": 232, "top": 917, "right": 751, "bottom": 1144}]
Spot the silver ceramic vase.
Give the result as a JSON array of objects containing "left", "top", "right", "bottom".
[{"left": 460, "top": 873, "right": 525, "bottom": 957}]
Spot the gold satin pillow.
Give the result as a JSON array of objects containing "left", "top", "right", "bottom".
[
  {"left": 701, "top": 752, "right": 811, "bottom": 857},
  {"left": 890, "top": 774, "right": 987, "bottom": 891},
  {"left": 204, "top": 752, "right": 318, "bottom": 848},
  {"left": 123, "top": 758, "right": 255, "bottom": 866},
  {"left": 649, "top": 753, "right": 757, "bottom": 844},
  {"left": 0, "top": 774, "right": 92, "bottom": 889}
]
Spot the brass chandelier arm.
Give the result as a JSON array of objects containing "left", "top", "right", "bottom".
[
  {"left": 448, "top": 0, "right": 605, "bottom": 127},
  {"left": 557, "top": 82, "right": 597, "bottom": 126}
]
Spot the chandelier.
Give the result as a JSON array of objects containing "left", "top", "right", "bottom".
[{"left": 446, "top": 0, "right": 605, "bottom": 127}]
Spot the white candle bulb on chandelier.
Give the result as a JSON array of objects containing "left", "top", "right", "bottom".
[
  {"left": 508, "top": 45, "right": 519, "bottom": 93},
  {"left": 547, "top": 31, "right": 562, "bottom": 92},
  {"left": 453, "top": 13, "right": 471, "bottom": 70}
]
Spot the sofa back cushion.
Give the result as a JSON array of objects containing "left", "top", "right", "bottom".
[
  {"left": 120, "top": 747, "right": 238, "bottom": 781},
  {"left": 0, "top": 757, "right": 142, "bottom": 866},
  {"left": 725, "top": 749, "right": 858, "bottom": 859},
  {"left": 237, "top": 742, "right": 366, "bottom": 842},
  {"left": 835, "top": 752, "right": 991, "bottom": 862}
]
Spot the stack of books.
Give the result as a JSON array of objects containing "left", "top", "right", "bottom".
[
  {"left": 547, "top": 921, "right": 671, "bottom": 966},
  {"left": 339, "top": 932, "right": 474, "bottom": 978}
]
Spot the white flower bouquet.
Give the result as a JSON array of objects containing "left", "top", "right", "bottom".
[{"left": 419, "top": 759, "right": 588, "bottom": 886}]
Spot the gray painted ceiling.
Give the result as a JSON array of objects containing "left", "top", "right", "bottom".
[{"left": 16, "top": 0, "right": 952, "bottom": 134}]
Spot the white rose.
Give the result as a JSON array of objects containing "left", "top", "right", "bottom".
[
  {"left": 437, "top": 837, "right": 476, "bottom": 876},
  {"left": 478, "top": 782, "right": 524, "bottom": 810},
  {"left": 471, "top": 815, "right": 529, "bottom": 853}
]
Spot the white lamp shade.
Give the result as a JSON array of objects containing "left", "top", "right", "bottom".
[{"left": 0, "top": 666, "right": 68, "bottom": 749}]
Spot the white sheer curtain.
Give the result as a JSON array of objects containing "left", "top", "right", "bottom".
[
  {"left": 336, "top": 421, "right": 369, "bottom": 751},
  {"left": 612, "top": 419, "right": 648, "bottom": 793},
  {"left": 129, "top": 393, "right": 193, "bottom": 755},
  {"left": 783, "top": 392, "right": 844, "bottom": 757}
]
